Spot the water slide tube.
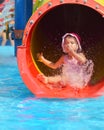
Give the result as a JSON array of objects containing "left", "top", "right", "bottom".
[{"left": 17, "top": 0, "right": 104, "bottom": 98}]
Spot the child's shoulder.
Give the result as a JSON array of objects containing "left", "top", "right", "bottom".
[
  {"left": 79, "top": 52, "right": 86, "bottom": 59},
  {"left": 59, "top": 54, "right": 67, "bottom": 62},
  {"left": 61, "top": 54, "right": 67, "bottom": 58},
  {"left": 78, "top": 52, "right": 85, "bottom": 56}
]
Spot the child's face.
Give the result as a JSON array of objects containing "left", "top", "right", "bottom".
[{"left": 63, "top": 36, "right": 79, "bottom": 53}]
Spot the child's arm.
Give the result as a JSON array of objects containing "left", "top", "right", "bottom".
[
  {"left": 72, "top": 52, "right": 87, "bottom": 64},
  {"left": 37, "top": 53, "right": 64, "bottom": 69}
]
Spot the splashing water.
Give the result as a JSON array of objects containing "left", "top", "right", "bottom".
[
  {"left": 61, "top": 55, "right": 94, "bottom": 88},
  {"left": 37, "top": 55, "right": 94, "bottom": 89}
]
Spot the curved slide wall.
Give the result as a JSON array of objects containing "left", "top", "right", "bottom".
[{"left": 17, "top": 0, "right": 104, "bottom": 98}]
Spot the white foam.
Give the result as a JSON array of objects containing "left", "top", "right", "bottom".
[{"left": 61, "top": 57, "right": 94, "bottom": 88}]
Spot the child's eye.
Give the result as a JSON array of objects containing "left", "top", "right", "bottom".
[{"left": 70, "top": 42, "right": 74, "bottom": 44}]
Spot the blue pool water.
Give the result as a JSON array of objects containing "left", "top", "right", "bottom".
[{"left": 0, "top": 46, "right": 104, "bottom": 130}]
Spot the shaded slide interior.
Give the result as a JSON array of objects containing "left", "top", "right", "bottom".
[{"left": 31, "top": 4, "right": 104, "bottom": 85}]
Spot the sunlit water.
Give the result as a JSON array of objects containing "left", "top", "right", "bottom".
[{"left": 0, "top": 46, "right": 104, "bottom": 130}]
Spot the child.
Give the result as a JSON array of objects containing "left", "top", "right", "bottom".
[{"left": 37, "top": 33, "right": 94, "bottom": 89}]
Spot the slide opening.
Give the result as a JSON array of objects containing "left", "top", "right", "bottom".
[{"left": 30, "top": 4, "right": 104, "bottom": 85}]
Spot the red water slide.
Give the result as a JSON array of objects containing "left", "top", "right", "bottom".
[{"left": 17, "top": 0, "right": 104, "bottom": 98}]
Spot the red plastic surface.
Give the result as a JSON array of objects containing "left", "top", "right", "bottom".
[{"left": 17, "top": 0, "right": 104, "bottom": 98}]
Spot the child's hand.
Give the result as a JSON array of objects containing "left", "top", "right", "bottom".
[
  {"left": 67, "top": 44, "right": 74, "bottom": 54},
  {"left": 37, "top": 52, "right": 44, "bottom": 62}
]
